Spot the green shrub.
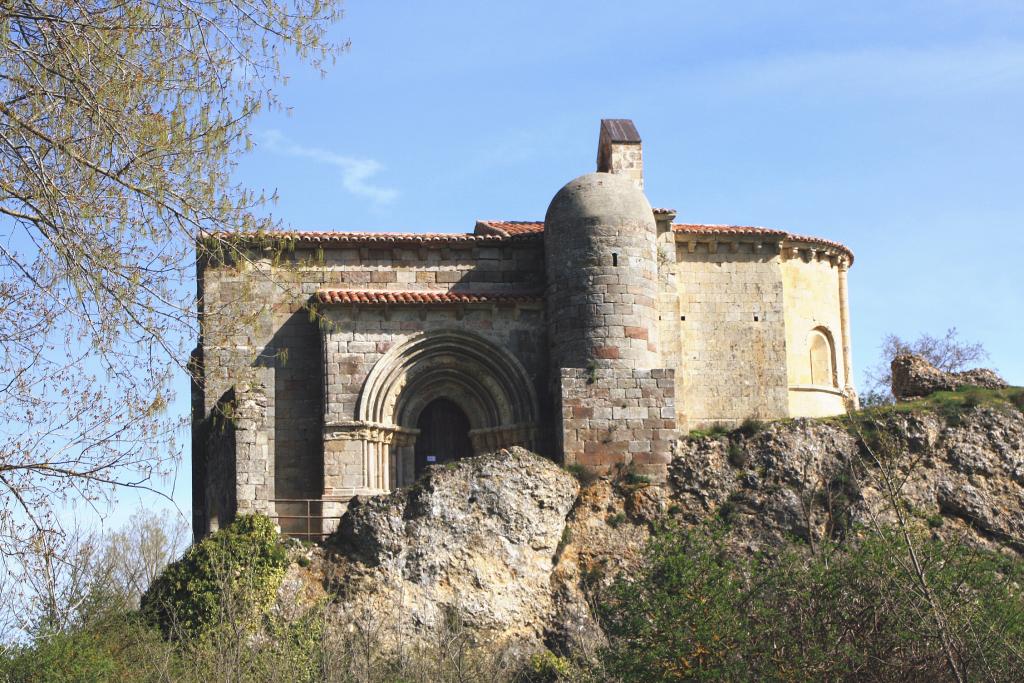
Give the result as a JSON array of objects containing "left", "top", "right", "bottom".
[
  {"left": 688, "top": 422, "right": 731, "bottom": 439},
  {"left": 622, "top": 472, "right": 651, "bottom": 486},
  {"left": 0, "top": 628, "right": 119, "bottom": 682},
  {"left": 599, "top": 523, "right": 748, "bottom": 681},
  {"left": 726, "top": 441, "right": 747, "bottom": 468},
  {"left": 961, "top": 391, "right": 982, "bottom": 410},
  {"left": 556, "top": 526, "right": 574, "bottom": 556},
  {"left": 597, "top": 521, "right": 1024, "bottom": 681},
  {"left": 525, "top": 650, "right": 573, "bottom": 682},
  {"left": 606, "top": 512, "right": 627, "bottom": 528},
  {"left": 733, "top": 417, "right": 766, "bottom": 438},
  {"left": 0, "top": 612, "right": 176, "bottom": 683},
  {"left": 140, "top": 514, "right": 287, "bottom": 639},
  {"left": 716, "top": 494, "right": 741, "bottom": 523}
]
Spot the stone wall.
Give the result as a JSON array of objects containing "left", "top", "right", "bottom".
[
  {"left": 320, "top": 303, "right": 547, "bottom": 497},
  {"left": 271, "top": 310, "right": 323, "bottom": 503},
  {"left": 603, "top": 144, "right": 643, "bottom": 189},
  {"left": 194, "top": 222, "right": 855, "bottom": 538},
  {"left": 780, "top": 249, "right": 848, "bottom": 417},
  {"left": 320, "top": 305, "right": 546, "bottom": 428},
  {"left": 559, "top": 367, "right": 676, "bottom": 481},
  {"left": 672, "top": 239, "right": 789, "bottom": 429},
  {"left": 198, "top": 239, "right": 544, "bottom": 416},
  {"left": 194, "top": 237, "right": 545, "bottom": 535},
  {"left": 195, "top": 389, "right": 236, "bottom": 536}
]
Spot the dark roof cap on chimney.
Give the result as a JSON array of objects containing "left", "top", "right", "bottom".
[{"left": 600, "top": 119, "right": 641, "bottom": 143}]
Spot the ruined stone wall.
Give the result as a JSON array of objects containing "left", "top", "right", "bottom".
[
  {"left": 780, "top": 249, "right": 848, "bottom": 417},
  {"left": 194, "top": 237, "right": 545, "bottom": 535},
  {"left": 671, "top": 240, "right": 789, "bottom": 429}
]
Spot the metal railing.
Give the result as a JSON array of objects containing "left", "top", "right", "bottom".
[{"left": 269, "top": 499, "right": 343, "bottom": 542}]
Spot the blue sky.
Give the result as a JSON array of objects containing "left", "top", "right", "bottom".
[{"left": 123, "top": 0, "right": 1024, "bottom": 522}]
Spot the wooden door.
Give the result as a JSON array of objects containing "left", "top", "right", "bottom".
[{"left": 414, "top": 398, "right": 473, "bottom": 477}]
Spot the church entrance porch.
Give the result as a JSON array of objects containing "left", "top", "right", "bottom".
[{"left": 321, "top": 329, "right": 542, "bottom": 509}]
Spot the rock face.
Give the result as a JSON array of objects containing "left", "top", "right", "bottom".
[
  {"left": 287, "top": 401, "right": 1024, "bottom": 660},
  {"left": 326, "top": 447, "right": 579, "bottom": 650},
  {"left": 673, "top": 405, "right": 1024, "bottom": 554},
  {"left": 891, "top": 353, "right": 1007, "bottom": 400}
]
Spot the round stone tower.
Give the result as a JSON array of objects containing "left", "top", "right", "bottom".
[{"left": 544, "top": 172, "right": 660, "bottom": 370}]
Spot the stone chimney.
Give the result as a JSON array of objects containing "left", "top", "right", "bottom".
[{"left": 597, "top": 119, "right": 643, "bottom": 189}]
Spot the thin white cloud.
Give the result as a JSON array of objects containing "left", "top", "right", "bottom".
[{"left": 260, "top": 129, "right": 398, "bottom": 204}]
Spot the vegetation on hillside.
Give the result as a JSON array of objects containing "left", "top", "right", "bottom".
[
  {"left": 598, "top": 522, "right": 1024, "bottom": 681},
  {"left": 141, "top": 514, "right": 287, "bottom": 639},
  {"left": 4, "top": 392, "right": 1024, "bottom": 681},
  {"left": 4, "top": 514, "right": 1022, "bottom": 682}
]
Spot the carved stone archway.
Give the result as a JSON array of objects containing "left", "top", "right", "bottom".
[{"left": 356, "top": 329, "right": 539, "bottom": 487}]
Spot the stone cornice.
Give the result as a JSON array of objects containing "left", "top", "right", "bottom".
[{"left": 673, "top": 224, "right": 854, "bottom": 265}]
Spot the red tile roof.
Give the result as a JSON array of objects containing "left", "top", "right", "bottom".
[
  {"left": 208, "top": 217, "right": 851, "bottom": 262},
  {"left": 474, "top": 221, "right": 545, "bottom": 237},
  {"left": 315, "top": 289, "right": 544, "bottom": 305},
  {"left": 673, "top": 223, "right": 789, "bottom": 238},
  {"left": 206, "top": 229, "right": 520, "bottom": 245},
  {"left": 474, "top": 220, "right": 854, "bottom": 262}
]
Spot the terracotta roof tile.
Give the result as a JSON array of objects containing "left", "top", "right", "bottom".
[
  {"left": 474, "top": 221, "right": 545, "bottom": 237},
  {"left": 673, "top": 223, "right": 789, "bottom": 237},
  {"left": 206, "top": 230, "right": 517, "bottom": 246},
  {"left": 207, "top": 218, "right": 851, "bottom": 262},
  {"left": 315, "top": 289, "right": 544, "bottom": 305}
]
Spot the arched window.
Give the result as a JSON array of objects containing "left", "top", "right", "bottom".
[{"left": 808, "top": 328, "right": 837, "bottom": 387}]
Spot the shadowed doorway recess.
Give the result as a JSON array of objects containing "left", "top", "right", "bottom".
[{"left": 414, "top": 398, "right": 473, "bottom": 476}]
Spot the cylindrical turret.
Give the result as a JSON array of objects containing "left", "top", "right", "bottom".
[{"left": 544, "top": 172, "right": 660, "bottom": 370}]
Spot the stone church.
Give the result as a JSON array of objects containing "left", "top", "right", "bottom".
[{"left": 191, "top": 120, "right": 857, "bottom": 539}]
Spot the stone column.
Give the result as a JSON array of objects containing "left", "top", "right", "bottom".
[
  {"left": 838, "top": 258, "right": 858, "bottom": 409},
  {"left": 655, "top": 209, "right": 680, "bottom": 372}
]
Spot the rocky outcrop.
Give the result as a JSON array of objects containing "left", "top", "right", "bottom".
[
  {"left": 672, "top": 404, "right": 1024, "bottom": 554},
  {"left": 279, "top": 399, "right": 1024, "bottom": 661},
  {"left": 891, "top": 353, "right": 1007, "bottom": 400},
  {"left": 324, "top": 447, "right": 579, "bottom": 652}
]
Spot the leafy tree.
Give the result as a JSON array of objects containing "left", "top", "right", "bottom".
[
  {"left": 0, "top": 1, "right": 345, "bottom": 566},
  {"left": 862, "top": 327, "right": 989, "bottom": 405}
]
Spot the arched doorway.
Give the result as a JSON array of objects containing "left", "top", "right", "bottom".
[
  {"left": 414, "top": 398, "right": 473, "bottom": 476},
  {"left": 356, "top": 329, "right": 541, "bottom": 488}
]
